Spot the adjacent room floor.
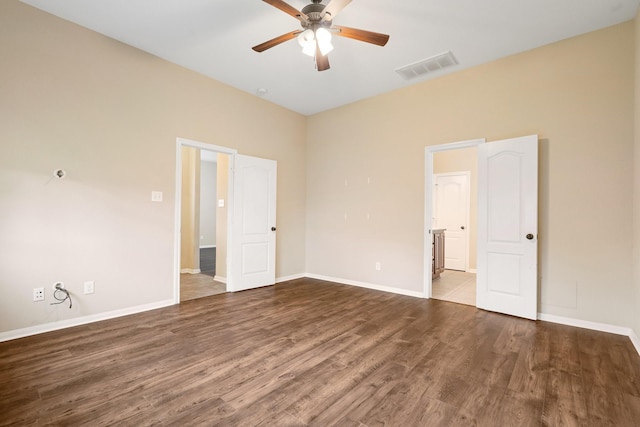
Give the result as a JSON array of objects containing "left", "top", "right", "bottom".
[
  {"left": 432, "top": 269, "right": 476, "bottom": 306},
  {"left": 180, "top": 247, "right": 225, "bottom": 302},
  {"left": 180, "top": 273, "right": 225, "bottom": 302}
]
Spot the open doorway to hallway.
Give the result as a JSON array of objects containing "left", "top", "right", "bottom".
[
  {"left": 429, "top": 145, "right": 478, "bottom": 307},
  {"left": 179, "top": 146, "right": 228, "bottom": 301},
  {"left": 432, "top": 270, "right": 476, "bottom": 306}
]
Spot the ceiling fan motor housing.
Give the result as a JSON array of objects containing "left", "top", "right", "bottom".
[{"left": 301, "top": 3, "right": 329, "bottom": 29}]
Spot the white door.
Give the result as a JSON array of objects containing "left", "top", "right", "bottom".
[
  {"left": 434, "top": 173, "right": 469, "bottom": 271},
  {"left": 477, "top": 135, "right": 538, "bottom": 320},
  {"left": 230, "top": 154, "right": 277, "bottom": 292}
]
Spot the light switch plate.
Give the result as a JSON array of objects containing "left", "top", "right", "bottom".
[
  {"left": 151, "top": 191, "right": 163, "bottom": 202},
  {"left": 84, "top": 281, "right": 95, "bottom": 294}
]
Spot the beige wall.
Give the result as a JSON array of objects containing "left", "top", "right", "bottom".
[
  {"left": 307, "top": 22, "right": 635, "bottom": 327},
  {"left": 0, "top": 1, "right": 306, "bottom": 333},
  {"left": 1, "top": 0, "right": 638, "bottom": 337},
  {"left": 216, "top": 154, "right": 229, "bottom": 280},
  {"left": 433, "top": 147, "right": 478, "bottom": 270},
  {"left": 634, "top": 10, "right": 640, "bottom": 340},
  {"left": 180, "top": 147, "right": 200, "bottom": 271}
]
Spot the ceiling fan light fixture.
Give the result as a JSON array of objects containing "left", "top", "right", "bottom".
[
  {"left": 302, "top": 43, "right": 316, "bottom": 56},
  {"left": 297, "top": 29, "right": 316, "bottom": 56},
  {"left": 315, "top": 27, "right": 333, "bottom": 56},
  {"left": 297, "top": 29, "right": 314, "bottom": 46},
  {"left": 317, "top": 40, "right": 333, "bottom": 56}
]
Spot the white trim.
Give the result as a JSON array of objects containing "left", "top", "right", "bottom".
[
  {"left": 214, "top": 275, "right": 227, "bottom": 284},
  {"left": 0, "top": 299, "right": 175, "bottom": 343},
  {"left": 299, "top": 273, "right": 640, "bottom": 358},
  {"left": 630, "top": 330, "right": 640, "bottom": 356},
  {"left": 305, "top": 273, "right": 424, "bottom": 298},
  {"left": 175, "top": 138, "right": 237, "bottom": 304},
  {"left": 277, "top": 273, "right": 306, "bottom": 283},
  {"left": 176, "top": 137, "right": 237, "bottom": 155},
  {"left": 199, "top": 245, "right": 216, "bottom": 249},
  {"left": 180, "top": 268, "right": 201, "bottom": 274},
  {"left": 538, "top": 313, "right": 640, "bottom": 357},
  {"left": 3, "top": 278, "right": 638, "bottom": 361},
  {"left": 537, "top": 313, "right": 632, "bottom": 335},
  {"left": 425, "top": 139, "right": 485, "bottom": 299},
  {"left": 467, "top": 268, "right": 477, "bottom": 273}
]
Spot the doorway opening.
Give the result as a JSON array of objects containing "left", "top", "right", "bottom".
[
  {"left": 174, "top": 138, "right": 237, "bottom": 304},
  {"left": 432, "top": 170, "right": 474, "bottom": 306},
  {"left": 424, "top": 139, "right": 484, "bottom": 306}
]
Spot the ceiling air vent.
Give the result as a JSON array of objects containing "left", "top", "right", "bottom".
[{"left": 395, "top": 51, "right": 458, "bottom": 80}]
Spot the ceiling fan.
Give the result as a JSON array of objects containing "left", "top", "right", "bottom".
[{"left": 252, "top": 0, "right": 390, "bottom": 71}]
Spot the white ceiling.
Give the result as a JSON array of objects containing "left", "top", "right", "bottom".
[{"left": 21, "top": 0, "right": 639, "bottom": 116}]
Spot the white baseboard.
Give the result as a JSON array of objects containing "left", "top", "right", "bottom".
[
  {"left": 537, "top": 313, "right": 632, "bottom": 335},
  {"left": 629, "top": 330, "right": 640, "bottom": 356},
  {"left": 300, "top": 276, "right": 640, "bottom": 357},
  {"left": 180, "top": 268, "right": 201, "bottom": 274},
  {"left": 305, "top": 273, "right": 424, "bottom": 298},
  {"left": 0, "top": 299, "right": 175, "bottom": 343},
  {"left": 4, "top": 275, "right": 638, "bottom": 361},
  {"left": 199, "top": 245, "right": 216, "bottom": 249},
  {"left": 276, "top": 273, "right": 306, "bottom": 283},
  {"left": 467, "top": 268, "right": 477, "bottom": 274},
  {"left": 538, "top": 313, "right": 640, "bottom": 357}
]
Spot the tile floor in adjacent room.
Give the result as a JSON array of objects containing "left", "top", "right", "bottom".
[
  {"left": 432, "top": 269, "right": 476, "bottom": 306},
  {"left": 180, "top": 273, "right": 226, "bottom": 301}
]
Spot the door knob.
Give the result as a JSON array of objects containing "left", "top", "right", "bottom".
[
  {"left": 526, "top": 233, "right": 534, "bottom": 240},
  {"left": 271, "top": 227, "right": 277, "bottom": 232},
  {"left": 460, "top": 226, "right": 465, "bottom": 230}
]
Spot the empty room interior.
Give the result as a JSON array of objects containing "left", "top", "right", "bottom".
[{"left": 2, "top": 0, "right": 640, "bottom": 425}]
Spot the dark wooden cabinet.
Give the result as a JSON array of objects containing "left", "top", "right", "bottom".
[{"left": 432, "top": 229, "right": 445, "bottom": 279}]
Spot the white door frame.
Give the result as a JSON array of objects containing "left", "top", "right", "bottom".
[
  {"left": 174, "top": 137, "right": 238, "bottom": 304},
  {"left": 424, "top": 138, "right": 485, "bottom": 298}
]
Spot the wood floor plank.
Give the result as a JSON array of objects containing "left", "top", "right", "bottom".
[
  {"left": 541, "top": 368, "right": 588, "bottom": 426},
  {"left": 359, "top": 380, "right": 458, "bottom": 426},
  {"left": 281, "top": 342, "right": 407, "bottom": 424},
  {"left": 583, "top": 383, "right": 637, "bottom": 426},
  {"left": 311, "top": 362, "right": 408, "bottom": 426},
  {"left": 1, "top": 278, "right": 639, "bottom": 426},
  {"left": 624, "top": 392, "right": 640, "bottom": 423},
  {"left": 217, "top": 332, "right": 406, "bottom": 425}
]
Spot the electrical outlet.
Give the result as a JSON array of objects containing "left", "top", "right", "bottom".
[
  {"left": 33, "top": 288, "right": 45, "bottom": 301},
  {"left": 375, "top": 262, "right": 381, "bottom": 271},
  {"left": 84, "top": 281, "right": 95, "bottom": 294}
]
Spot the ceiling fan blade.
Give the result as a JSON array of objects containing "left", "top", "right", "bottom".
[
  {"left": 262, "top": 0, "right": 308, "bottom": 23},
  {"left": 252, "top": 30, "right": 301, "bottom": 52},
  {"left": 333, "top": 25, "right": 389, "bottom": 46},
  {"left": 315, "top": 43, "right": 330, "bottom": 71},
  {"left": 320, "top": 0, "right": 352, "bottom": 22}
]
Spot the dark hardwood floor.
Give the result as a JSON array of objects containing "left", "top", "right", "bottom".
[
  {"left": 1, "top": 278, "right": 639, "bottom": 426},
  {"left": 199, "top": 247, "right": 216, "bottom": 278}
]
